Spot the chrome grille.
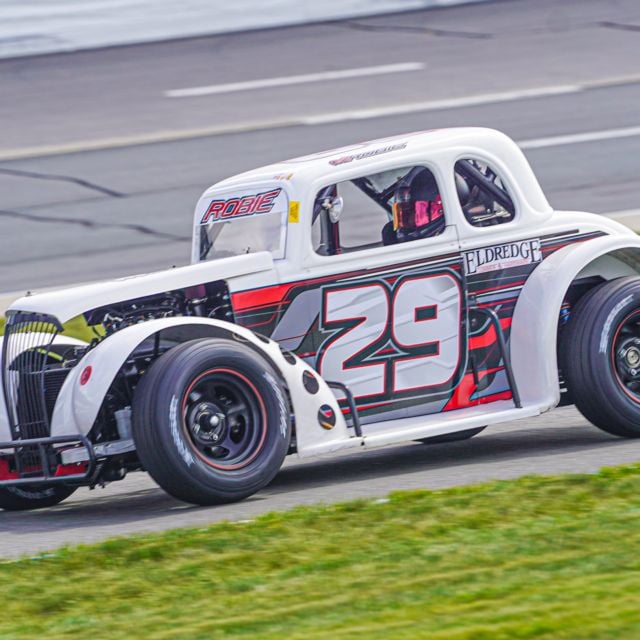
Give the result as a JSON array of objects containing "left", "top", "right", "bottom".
[{"left": 1, "top": 311, "right": 63, "bottom": 440}]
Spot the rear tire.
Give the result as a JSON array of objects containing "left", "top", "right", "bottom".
[
  {"left": 0, "top": 484, "right": 76, "bottom": 511},
  {"left": 417, "top": 426, "right": 485, "bottom": 445},
  {"left": 133, "top": 338, "right": 291, "bottom": 505},
  {"left": 562, "top": 276, "right": 640, "bottom": 438}
]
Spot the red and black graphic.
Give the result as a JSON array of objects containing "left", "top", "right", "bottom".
[
  {"left": 317, "top": 272, "right": 465, "bottom": 406},
  {"left": 231, "top": 230, "right": 605, "bottom": 423},
  {"left": 200, "top": 188, "right": 282, "bottom": 225}
]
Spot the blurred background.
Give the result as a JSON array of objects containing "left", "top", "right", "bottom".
[{"left": 1, "top": 0, "right": 639, "bottom": 292}]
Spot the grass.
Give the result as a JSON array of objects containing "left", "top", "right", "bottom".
[{"left": 2, "top": 466, "right": 640, "bottom": 638}]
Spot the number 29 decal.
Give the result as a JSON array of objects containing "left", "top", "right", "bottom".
[{"left": 317, "top": 272, "right": 465, "bottom": 403}]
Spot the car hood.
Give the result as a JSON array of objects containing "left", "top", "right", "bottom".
[{"left": 7, "top": 252, "right": 274, "bottom": 325}]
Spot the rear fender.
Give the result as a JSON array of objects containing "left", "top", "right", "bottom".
[
  {"left": 50, "top": 318, "right": 352, "bottom": 457},
  {"left": 511, "top": 235, "right": 640, "bottom": 411}
]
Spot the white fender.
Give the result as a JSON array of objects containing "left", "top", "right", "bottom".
[
  {"left": 50, "top": 317, "right": 355, "bottom": 457},
  {"left": 511, "top": 235, "right": 640, "bottom": 412},
  {"left": 0, "top": 334, "right": 88, "bottom": 442}
]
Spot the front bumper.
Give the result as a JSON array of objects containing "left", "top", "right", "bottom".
[{"left": 0, "top": 434, "right": 95, "bottom": 486}]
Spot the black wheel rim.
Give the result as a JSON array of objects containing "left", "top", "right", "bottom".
[
  {"left": 612, "top": 310, "right": 640, "bottom": 403},
  {"left": 181, "top": 368, "right": 267, "bottom": 470}
]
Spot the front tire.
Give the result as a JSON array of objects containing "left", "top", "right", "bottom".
[
  {"left": 0, "top": 484, "right": 76, "bottom": 511},
  {"left": 563, "top": 276, "right": 640, "bottom": 437},
  {"left": 133, "top": 338, "right": 291, "bottom": 505}
]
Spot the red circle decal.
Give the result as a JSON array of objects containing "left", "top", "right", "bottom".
[{"left": 80, "top": 366, "right": 92, "bottom": 386}]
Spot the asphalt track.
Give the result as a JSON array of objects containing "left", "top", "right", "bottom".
[{"left": 2, "top": 0, "right": 640, "bottom": 556}]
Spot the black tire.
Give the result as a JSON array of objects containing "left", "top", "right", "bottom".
[
  {"left": 417, "top": 426, "right": 485, "bottom": 445},
  {"left": 0, "top": 484, "right": 76, "bottom": 511},
  {"left": 557, "top": 285, "right": 603, "bottom": 407},
  {"left": 562, "top": 276, "right": 640, "bottom": 438},
  {"left": 132, "top": 338, "right": 291, "bottom": 505}
]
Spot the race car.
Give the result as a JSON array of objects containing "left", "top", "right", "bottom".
[{"left": 2, "top": 127, "right": 640, "bottom": 510}]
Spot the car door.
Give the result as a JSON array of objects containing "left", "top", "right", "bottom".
[
  {"left": 230, "top": 161, "right": 527, "bottom": 426},
  {"left": 292, "top": 163, "right": 469, "bottom": 425}
]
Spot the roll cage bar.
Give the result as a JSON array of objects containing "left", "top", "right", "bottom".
[{"left": 313, "top": 160, "right": 514, "bottom": 255}]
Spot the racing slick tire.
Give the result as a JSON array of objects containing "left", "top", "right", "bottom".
[
  {"left": 0, "top": 484, "right": 76, "bottom": 511},
  {"left": 132, "top": 338, "right": 291, "bottom": 506},
  {"left": 562, "top": 276, "right": 640, "bottom": 438},
  {"left": 417, "top": 426, "right": 485, "bottom": 445}
]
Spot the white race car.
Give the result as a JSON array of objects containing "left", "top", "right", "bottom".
[{"left": 2, "top": 127, "right": 640, "bottom": 510}]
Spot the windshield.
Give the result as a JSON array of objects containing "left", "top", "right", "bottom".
[{"left": 197, "top": 187, "right": 288, "bottom": 261}]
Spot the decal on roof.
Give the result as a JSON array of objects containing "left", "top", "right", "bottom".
[{"left": 328, "top": 142, "right": 407, "bottom": 166}]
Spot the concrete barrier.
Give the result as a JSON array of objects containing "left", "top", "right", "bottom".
[{"left": 0, "top": 0, "right": 489, "bottom": 59}]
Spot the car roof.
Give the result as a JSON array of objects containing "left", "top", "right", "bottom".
[{"left": 207, "top": 127, "right": 523, "bottom": 192}]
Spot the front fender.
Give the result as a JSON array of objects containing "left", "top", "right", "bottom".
[
  {"left": 50, "top": 317, "right": 353, "bottom": 457},
  {"left": 511, "top": 235, "right": 640, "bottom": 411}
]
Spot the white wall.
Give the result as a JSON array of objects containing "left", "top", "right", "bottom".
[{"left": 0, "top": 0, "right": 487, "bottom": 59}]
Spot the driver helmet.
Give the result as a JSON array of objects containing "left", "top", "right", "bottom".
[{"left": 392, "top": 167, "right": 445, "bottom": 241}]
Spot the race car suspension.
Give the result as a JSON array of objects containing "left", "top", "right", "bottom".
[
  {"left": 469, "top": 303, "right": 522, "bottom": 409},
  {"left": 326, "top": 380, "right": 362, "bottom": 437}
]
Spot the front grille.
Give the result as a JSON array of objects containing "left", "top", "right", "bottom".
[
  {"left": 43, "top": 368, "right": 71, "bottom": 421},
  {"left": 1, "top": 311, "right": 63, "bottom": 441}
]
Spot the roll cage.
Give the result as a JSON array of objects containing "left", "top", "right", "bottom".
[{"left": 313, "top": 160, "right": 516, "bottom": 255}]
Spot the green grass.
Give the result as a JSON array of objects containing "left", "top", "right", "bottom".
[{"left": 3, "top": 466, "right": 640, "bottom": 639}]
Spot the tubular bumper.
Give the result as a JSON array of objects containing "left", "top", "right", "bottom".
[{"left": 0, "top": 434, "right": 96, "bottom": 486}]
